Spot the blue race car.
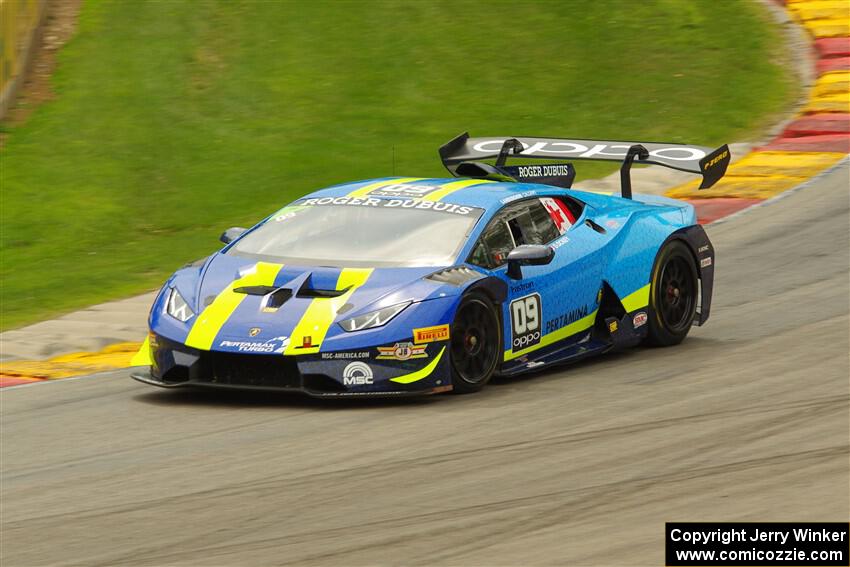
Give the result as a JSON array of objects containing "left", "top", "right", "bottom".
[{"left": 131, "top": 133, "right": 729, "bottom": 396}]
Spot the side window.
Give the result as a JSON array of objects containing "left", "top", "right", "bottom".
[
  {"left": 519, "top": 200, "right": 561, "bottom": 244},
  {"left": 470, "top": 219, "right": 514, "bottom": 268},
  {"left": 539, "top": 196, "right": 583, "bottom": 236},
  {"left": 503, "top": 199, "right": 563, "bottom": 246},
  {"left": 468, "top": 196, "right": 586, "bottom": 269}
]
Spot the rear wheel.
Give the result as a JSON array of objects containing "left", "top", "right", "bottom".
[
  {"left": 646, "top": 241, "right": 699, "bottom": 346},
  {"left": 450, "top": 293, "right": 501, "bottom": 394}
]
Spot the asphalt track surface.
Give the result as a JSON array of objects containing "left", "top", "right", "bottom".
[{"left": 3, "top": 163, "right": 848, "bottom": 566}]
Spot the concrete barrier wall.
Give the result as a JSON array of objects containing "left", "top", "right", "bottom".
[{"left": 0, "top": 0, "right": 48, "bottom": 118}]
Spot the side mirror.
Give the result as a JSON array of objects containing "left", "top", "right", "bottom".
[
  {"left": 220, "top": 227, "right": 247, "bottom": 244},
  {"left": 506, "top": 244, "right": 554, "bottom": 279}
]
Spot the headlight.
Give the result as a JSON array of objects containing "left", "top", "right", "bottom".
[
  {"left": 165, "top": 287, "right": 194, "bottom": 322},
  {"left": 339, "top": 301, "right": 411, "bottom": 332}
]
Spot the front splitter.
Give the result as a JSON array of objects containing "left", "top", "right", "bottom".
[{"left": 130, "top": 369, "right": 452, "bottom": 398}]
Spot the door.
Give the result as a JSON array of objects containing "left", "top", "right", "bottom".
[{"left": 468, "top": 196, "right": 608, "bottom": 365}]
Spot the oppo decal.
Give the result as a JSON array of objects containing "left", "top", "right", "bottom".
[{"left": 471, "top": 140, "right": 706, "bottom": 161}]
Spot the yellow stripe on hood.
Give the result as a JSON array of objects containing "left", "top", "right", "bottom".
[
  {"left": 285, "top": 268, "right": 373, "bottom": 355},
  {"left": 185, "top": 262, "right": 283, "bottom": 351}
]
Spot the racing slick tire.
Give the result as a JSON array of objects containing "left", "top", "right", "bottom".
[
  {"left": 449, "top": 292, "right": 501, "bottom": 394},
  {"left": 645, "top": 240, "right": 699, "bottom": 347}
]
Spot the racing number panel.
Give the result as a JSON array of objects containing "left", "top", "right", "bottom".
[{"left": 510, "top": 293, "right": 543, "bottom": 351}]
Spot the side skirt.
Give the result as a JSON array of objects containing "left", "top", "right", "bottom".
[
  {"left": 499, "top": 331, "right": 610, "bottom": 377},
  {"left": 498, "top": 284, "right": 652, "bottom": 377}
]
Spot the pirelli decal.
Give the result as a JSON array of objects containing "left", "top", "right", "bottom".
[
  {"left": 185, "top": 263, "right": 283, "bottom": 351},
  {"left": 413, "top": 324, "right": 450, "bottom": 344},
  {"left": 284, "top": 268, "right": 373, "bottom": 355}
]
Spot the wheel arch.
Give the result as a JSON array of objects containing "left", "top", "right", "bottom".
[
  {"left": 463, "top": 275, "right": 508, "bottom": 305},
  {"left": 459, "top": 275, "right": 507, "bottom": 373},
  {"left": 656, "top": 225, "right": 715, "bottom": 326}
]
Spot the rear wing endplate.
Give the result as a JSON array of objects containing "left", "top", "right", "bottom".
[{"left": 439, "top": 133, "right": 731, "bottom": 198}]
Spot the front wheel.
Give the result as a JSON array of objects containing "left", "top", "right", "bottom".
[
  {"left": 449, "top": 293, "right": 501, "bottom": 394},
  {"left": 645, "top": 240, "right": 699, "bottom": 346}
]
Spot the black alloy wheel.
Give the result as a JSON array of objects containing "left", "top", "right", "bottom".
[
  {"left": 659, "top": 255, "right": 696, "bottom": 332},
  {"left": 646, "top": 241, "right": 699, "bottom": 346},
  {"left": 450, "top": 293, "right": 500, "bottom": 393}
]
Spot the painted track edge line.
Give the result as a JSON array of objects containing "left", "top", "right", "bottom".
[
  {"left": 0, "top": 367, "right": 133, "bottom": 391},
  {"left": 707, "top": 155, "right": 850, "bottom": 227}
]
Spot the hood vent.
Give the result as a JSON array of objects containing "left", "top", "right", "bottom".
[
  {"left": 426, "top": 266, "right": 480, "bottom": 286},
  {"left": 265, "top": 288, "right": 293, "bottom": 310},
  {"left": 296, "top": 280, "right": 350, "bottom": 299},
  {"left": 234, "top": 285, "right": 292, "bottom": 310},
  {"left": 234, "top": 285, "right": 277, "bottom": 295}
]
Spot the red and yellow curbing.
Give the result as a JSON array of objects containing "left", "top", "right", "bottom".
[
  {"left": 667, "top": 0, "right": 850, "bottom": 219},
  {"left": 0, "top": 342, "right": 143, "bottom": 387}
]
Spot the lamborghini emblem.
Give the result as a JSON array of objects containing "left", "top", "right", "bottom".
[{"left": 249, "top": 327, "right": 261, "bottom": 337}]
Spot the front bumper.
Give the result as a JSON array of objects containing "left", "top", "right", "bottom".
[
  {"left": 129, "top": 369, "right": 450, "bottom": 397},
  {"left": 132, "top": 334, "right": 453, "bottom": 397}
]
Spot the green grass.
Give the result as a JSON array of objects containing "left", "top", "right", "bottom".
[{"left": 0, "top": 0, "right": 794, "bottom": 330}]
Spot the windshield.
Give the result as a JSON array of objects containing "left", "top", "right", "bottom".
[{"left": 228, "top": 197, "right": 484, "bottom": 268}]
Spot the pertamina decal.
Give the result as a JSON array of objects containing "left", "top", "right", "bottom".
[
  {"left": 510, "top": 293, "right": 542, "bottom": 351},
  {"left": 413, "top": 324, "right": 450, "bottom": 344},
  {"left": 218, "top": 336, "right": 289, "bottom": 354},
  {"left": 376, "top": 342, "right": 427, "bottom": 361},
  {"left": 544, "top": 305, "right": 588, "bottom": 334}
]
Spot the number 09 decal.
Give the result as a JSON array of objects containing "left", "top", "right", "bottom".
[{"left": 510, "top": 293, "right": 542, "bottom": 351}]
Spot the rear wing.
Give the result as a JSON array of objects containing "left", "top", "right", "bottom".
[{"left": 438, "top": 133, "right": 731, "bottom": 199}]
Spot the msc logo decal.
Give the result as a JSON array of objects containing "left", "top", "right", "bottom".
[
  {"left": 342, "top": 361, "right": 373, "bottom": 386},
  {"left": 510, "top": 294, "right": 542, "bottom": 351},
  {"left": 413, "top": 324, "right": 450, "bottom": 344}
]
